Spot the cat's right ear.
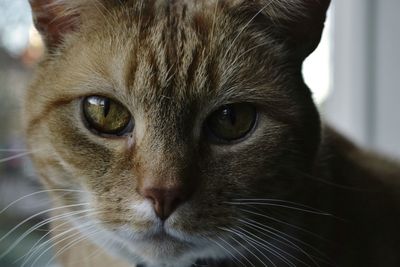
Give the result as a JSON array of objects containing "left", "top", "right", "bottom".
[
  {"left": 29, "top": 0, "right": 80, "bottom": 50},
  {"left": 258, "top": 0, "right": 331, "bottom": 59}
]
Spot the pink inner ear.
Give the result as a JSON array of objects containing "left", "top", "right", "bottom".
[{"left": 30, "top": 0, "right": 80, "bottom": 48}]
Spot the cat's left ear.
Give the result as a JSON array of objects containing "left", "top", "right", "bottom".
[
  {"left": 260, "top": 0, "right": 331, "bottom": 58},
  {"left": 29, "top": 0, "right": 81, "bottom": 50}
]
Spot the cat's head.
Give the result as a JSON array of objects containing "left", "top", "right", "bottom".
[{"left": 25, "top": 0, "right": 329, "bottom": 266}]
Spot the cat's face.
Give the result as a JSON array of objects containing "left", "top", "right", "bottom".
[{"left": 25, "top": 0, "right": 329, "bottom": 266}]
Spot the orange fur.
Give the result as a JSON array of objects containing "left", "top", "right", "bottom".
[{"left": 25, "top": 1, "right": 400, "bottom": 266}]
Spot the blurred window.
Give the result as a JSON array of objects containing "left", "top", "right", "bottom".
[{"left": 303, "top": 7, "right": 333, "bottom": 106}]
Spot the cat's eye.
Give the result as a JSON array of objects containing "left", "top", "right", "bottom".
[
  {"left": 82, "top": 96, "right": 133, "bottom": 136},
  {"left": 205, "top": 103, "right": 257, "bottom": 143}
]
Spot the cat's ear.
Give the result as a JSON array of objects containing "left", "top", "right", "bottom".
[
  {"left": 261, "top": 0, "right": 331, "bottom": 58},
  {"left": 29, "top": 0, "right": 81, "bottom": 49}
]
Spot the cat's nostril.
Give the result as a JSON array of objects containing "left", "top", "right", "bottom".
[{"left": 141, "top": 187, "right": 187, "bottom": 220}]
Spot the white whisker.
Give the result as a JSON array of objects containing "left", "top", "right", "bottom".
[
  {"left": 240, "top": 208, "right": 328, "bottom": 241},
  {"left": 234, "top": 226, "right": 297, "bottom": 267},
  {"left": 0, "top": 189, "right": 86, "bottom": 216},
  {"left": 0, "top": 150, "right": 37, "bottom": 163},
  {"left": 226, "top": 201, "right": 333, "bottom": 216},
  {"left": 240, "top": 218, "right": 330, "bottom": 265},
  {"left": 43, "top": 226, "right": 101, "bottom": 267},
  {"left": 14, "top": 211, "right": 100, "bottom": 264},
  {"left": 0, "top": 148, "right": 30, "bottom": 152},
  {"left": 233, "top": 198, "right": 324, "bottom": 210},
  {"left": 220, "top": 227, "right": 270, "bottom": 267},
  {"left": 218, "top": 236, "right": 254, "bottom": 267},
  {"left": 208, "top": 237, "right": 244, "bottom": 267},
  {"left": 0, "top": 208, "right": 95, "bottom": 259},
  {"left": 21, "top": 220, "right": 97, "bottom": 267},
  {"left": 0, "top": 203, "right": 89, "bottom": 244}
]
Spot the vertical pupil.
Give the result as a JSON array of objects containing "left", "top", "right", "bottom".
[
  {"left": 102, "top": 98, "right": 111, "bottom": 117},
  {"left": 220, "top": 106, "right": 236, "bottom": 125}
]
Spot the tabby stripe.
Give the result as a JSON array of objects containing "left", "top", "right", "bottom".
[{"left": 26, "top": 98, "right": 75, "bottom": 135}]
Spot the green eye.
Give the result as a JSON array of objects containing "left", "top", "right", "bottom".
[
  {"left": 82, "top": 96, "right": 133, "bottom": 136},
  {"left": 205, "top": 103, "right": 257, "bottom": 143}
]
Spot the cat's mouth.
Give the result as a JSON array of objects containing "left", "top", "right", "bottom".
[
  {"left": 121, "top": 225, "right": 200, "bottom": 261},
  {"left": 142, "top": 223, "right": 172, "bottom": 238},
  {"left": 146, "top": 229, "right": 179, "bottom": 243},
  {"left": 141, "top": 223, "right": 195, "bottom": 245},
  {"left": 113, "top": 220, "right": 195, "bottom": 247}
]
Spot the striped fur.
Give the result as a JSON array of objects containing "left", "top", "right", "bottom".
[{"left": 24, "top": 1, "right": 400, "bottom": 267}]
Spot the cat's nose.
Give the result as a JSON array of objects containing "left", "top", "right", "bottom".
[{"left": 141, "top": 187, "right": 188, "bottom": 220}]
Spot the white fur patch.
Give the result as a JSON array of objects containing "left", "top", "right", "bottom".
[{"left": 130, "top": 199, "right": 156, "bottom": 220}]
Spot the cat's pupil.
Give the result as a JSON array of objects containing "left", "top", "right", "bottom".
[
  {"left": 219, "top": 106, "right": 237, "bottom": 126},
  {"left": 83, "top": 96, "right": 133, "bottom": 136},
  {"left": 103, "top": 98, "right": 111, "bottom": 117},
  {"left": 206, "top": 103, "right": 257, "bottom": 143},
  {"left": 88, "top": 96, "right": 110, "bottom": 118}
]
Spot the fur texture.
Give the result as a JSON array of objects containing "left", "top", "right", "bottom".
[{"left": 25, "top": 0, "right": 400, "bottom": 266}]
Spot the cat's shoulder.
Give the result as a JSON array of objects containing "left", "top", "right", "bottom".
[{"left": 319, "top": 124, "right": 400, "bottom": 190}]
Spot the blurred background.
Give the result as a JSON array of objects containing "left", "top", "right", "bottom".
[
  {"left": 0, "top": 1, "right": 55, "bottom": 266},
  {"left": 0, "top": 0, "right": 399, "bottom": 266}
]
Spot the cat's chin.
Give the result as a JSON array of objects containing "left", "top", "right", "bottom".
[{"left": 91, "top": 223, "right": 228, "bottom": 267}]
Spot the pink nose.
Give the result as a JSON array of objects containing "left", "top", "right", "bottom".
[{"left": 141, "top": 187, "right": 188, "bottom": 220}]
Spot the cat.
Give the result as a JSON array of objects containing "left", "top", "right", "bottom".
[{"left": 24, "top": 0, "right": 400, "bottom": 266}]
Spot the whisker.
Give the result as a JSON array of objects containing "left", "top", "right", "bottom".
[
  {"left": 43, "top": 226, "right": 101, "bottom": 267},
  {"left": 61, "top": 244, "right": 103, "bottom": 266},
  {"left": 27, "top": 223, "right": 98, "bottom": 267},
  {"left": 0, "top": 208, "right": 95, "bottom": 259},
  {"left": 226, "top": 234, "right": 258, "bottom": 267},
  {"left": 232, "top": 199, "right": 325, "bottom": 211},
  {"left": 208, "top": 237, "right": 244, "bottom": 267},
  {"left": 0, "top": 203, "right": 90, "bottom": 244},
  {"left": 0, "top": 150, "right": 38, "bottom": 163},
  {"left": 233, "top": 198, "right": 345, "bottom": 221},
  {"left": 0, "top": 148, "right": 30, "bottom": 152},
  {"left": 0, "top": 189, "right": 87, "bottom": 216},
  {"left": 234, "top": 226, "right": 298, "bottom": 267},
  {"left": 296, "top": 169, "right": 376, "bottom": 192},
  {"left": 220, "top": 227, "right": 271, "bottom": 267},
  {"left": 240, "top": 208, "right": 329, "bottom": 241},
  {"left": 226, "top": 201, "right": 334, "bottom": 217},
  {"left": 21, "top": 220, "right": 97, "bottom": 267},
  {"left": 218, "top": 236, "right": 254, "bottom": 267},
  {"left": 14, "top": 211, "right": 101, "bottom": 264},
  {"left": 240, "top": 218, "right": 332, "bottom": 265}
]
